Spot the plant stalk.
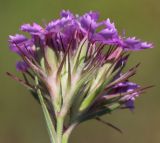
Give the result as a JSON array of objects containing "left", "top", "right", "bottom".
[{"left": 57, "top": 115, "right": 64, "bottom": 143}]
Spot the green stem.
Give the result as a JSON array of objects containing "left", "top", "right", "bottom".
[
  {"left": 62, "top": 134, "right": 69, "bottom": 143},
  {"left": 57, "top": 115, "right": 64, "bottom": 143},
  {"left": 62, "top": 122, "right": 78, "bottom": 143}
]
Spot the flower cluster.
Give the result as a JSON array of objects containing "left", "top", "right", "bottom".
[{"left": 8, "top": 10, "right": 153, "bottom": 143}]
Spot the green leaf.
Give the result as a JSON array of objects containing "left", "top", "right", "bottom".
[
  {"left": 35, "top": 76, "right": 56, "bottom": 143},
  {"left": 45, "top": 47, "right": 58, "bottom": 73},
  {"left": 73, "top": 37, "right": 88, "bottom": 72}
]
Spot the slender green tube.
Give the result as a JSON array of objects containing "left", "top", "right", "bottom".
[{"left": 57, "top": 116, "right": 64, "bottom": 143}]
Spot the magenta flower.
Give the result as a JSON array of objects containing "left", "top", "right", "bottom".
[
  {"left": 8, "top": 10, "right": 153, "bottom": 143},
  {"left": 122, "top": 37, "right": 153, "bottom": 50},
  {"left": 9, "top": 34, "right": 34, "bottom": 55},
  {"left": 16, "top": 61, "right": 29, "bottom": 72}
]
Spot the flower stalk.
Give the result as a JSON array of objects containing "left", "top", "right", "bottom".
[
  {"left": 8, "top": 10, "right": 153, "bottom": 143},
  {"left": 56, "top": 116, "right": 64, "bottom": 143}
]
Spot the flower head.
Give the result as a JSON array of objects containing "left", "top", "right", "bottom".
[
  {"left": 8, "top": 10, "right": 153, "bottom": 141},
  {"left": 9, "top": 34, "right": 34, "bottom": 55}
]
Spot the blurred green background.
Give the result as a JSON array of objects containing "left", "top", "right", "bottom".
[{"left": 0, "top": 0, "right": 159, "bottom": 143}]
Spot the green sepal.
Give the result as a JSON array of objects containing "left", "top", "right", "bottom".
[
  {"left": 30, "top": 90, "right": 40, "bottom": 103},
  {"left": 61, "top": 67, "right": 95, "bottom": 117},
  {"left": 80, "top": 103, "right": 121, "bottom": 122},
  {"left": 45, "top": 47, "right": 58, "bottom": 73},
  {"left": 71, "top": 82, "right": 92, "bottom": 119},
  {"left": 40, "top": 57, "right": 45, "bottom": 70},
  {"left": 73, "top": 37, "right": 88, "bottom": 73},
  {"left": 79, "top": 63, "right": 122, "bottom": 112}
]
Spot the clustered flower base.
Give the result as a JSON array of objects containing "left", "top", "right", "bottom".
[{"left": 8, "top": 10, "right": 153, "bottom": 143}]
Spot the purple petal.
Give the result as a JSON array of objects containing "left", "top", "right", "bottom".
[
  {"left": 100, "top": 29, "right": 117, "bottom": 39},
  {"left": 20, "top": 23, "right": 44, "bottom": 35},
  {"left": 61, "top": 10, "right": 74, "bottom": 18},
  {"left": 9, "top": 34, "right": 27, "bottom": 44},
  {"left": 79, "top": 12, "right": 100, "bottom": 33},
  {"left": 46, "top": 16, "right": 73, "bottom": 32},
  {"left": 21, "top": 23, "right": 46, "bottom": 47},
  {"left": 122, "top": 37, "right": 153, "bottom": 50},
  {"left": 115, "top": 82, "right": 140, "bottom": 102},
  {"left": 46, "top": 20, "right": 60, "bottom": 32},
  {"left": 87, "top": 11, "right": 99, "bottom": 21},
  {"left": 115, "top": 82, "right": 140, "bottom": 92},
  {"left": 104, "top": 19, "right": 117, "bottom": 31},
  {"left": 141, "top": 42, "right": 153, "bottom": 49},
  {"left": 93, "top": 19, "right": 119, "bottom": 44},
  {"left": 9, "top": 34, "right": 34, "bottom": 55},
  {"left": 98, "top": 19, "right": 118, "bottom": 38},
  {"left": 110, "top": 82, "right": 140, "bottom": 96},
  {"left": 16, "top": 61, "right": 29, "bottom": 72},
  {"left": 125, "top": 99, "right": 135, "bottom": 110},
  {"left": 46, "top": 12, "right": 79, "bottom": 50}
]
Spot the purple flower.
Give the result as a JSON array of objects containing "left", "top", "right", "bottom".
[
  {"left": 46, "top": 15, "right": 73, "bottom": 32},
  {"left": 122, "top": 37, "right": 153, "bottom": 50},
  {"left": 79, "top": 11, "right": 100, "bottom": 34},
  {"left": 125, "top": 99, "right": 134, "bottom": 109},
  {"left": 8, "top": 10, "right": 153, "bottom": 142},
  {"left": 9, "top": 34, "right": 34, "bottom": 55},
  {"left": 100, "top": 19, "right": 118, "bottom": 38},
  {"left": 9, "top": 34, "right": 27, "bottom": 44},
  {"left": 16, "top": 61, "right": 29, "bottom": 72},
  {"left": 114, "top": 82, "right": 140, "bottom": 92},
  {"left": 20, "top": 23, "right": 44, "bottom": 35},
  {"left": 21, "top": 23, "right": 45, "bottom": 47},
  {"left": 8, "top": 11, "right": 153, "bottom": 140},
  {"left": 45, "top": 12, "right": 79, "bottom": 50},
  {"left": 114, "top": 82, "right": 140, "bottom": 102},
  {"left": 93, "top": 19, "right": 120, "bottom": 45},
  {"left": 61, "top": 10, "right": 74, "bottom": 18}
]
